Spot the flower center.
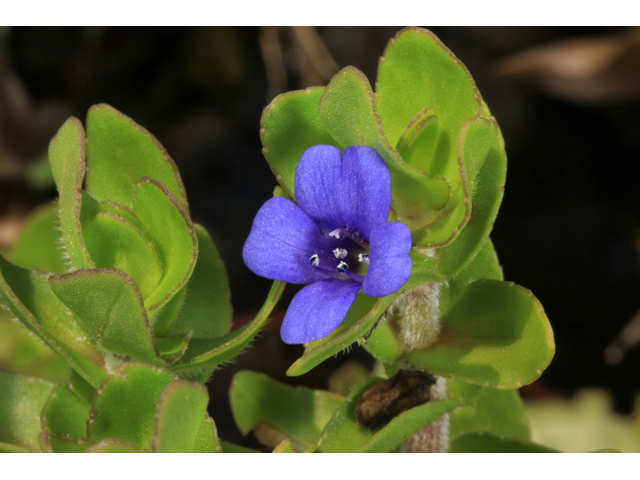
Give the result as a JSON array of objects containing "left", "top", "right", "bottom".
[{"left": 309, "top": 228, "right": 370, "bottom": 280}]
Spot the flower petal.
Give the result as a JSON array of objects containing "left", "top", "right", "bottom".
[
  {"left": 295, "top": 145, "right": 391, "bottom": 240},
  {"left": 281, "top": 279, "right": 361, "bottom": 344},
  {"left": 363, "top": 222, "right": 412, "bottom": 297},
  {"left": 243, "top": 197, "right": 331, "bottom": 284}
]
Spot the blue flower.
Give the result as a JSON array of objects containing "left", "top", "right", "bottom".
[{"left": 243, "top": 145, "right": 412, "bottom": 344}]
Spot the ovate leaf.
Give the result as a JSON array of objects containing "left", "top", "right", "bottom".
[
  {"left": 448, "top": 380, "right": 530, "bottom": 442},
  {"left": 376, "top": 27, "right": 483, "bottom": 148},
  {"left": 230, "top": 371, "right": 345, "bottom": 451},
  {"left": 152, "top": 380, "right": 213, "bottom": 453},
  {"left": 85, "top": 104, "right": 188, "bottom": 210},
  {"left": 87, "top": 364, "right": 176, "bottom": 450},
  {"left": 49, "top": 269, "right": 178, "bottom": 366},
  {"left": 407, "top": 279, "right": 555, "bottom": 389},
  {"left": 40, "top": 385, "right": 91, "bottom": 441},
  {"left": 260, "top": 87, "right": 340, "bottom": 198}
]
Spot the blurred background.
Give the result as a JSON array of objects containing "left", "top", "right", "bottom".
[{"left": 1, "top": 26, "right": 640, "bottom": 451}]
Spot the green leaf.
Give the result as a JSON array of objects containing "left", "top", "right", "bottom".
[
  {"left": 0, "top": 372, "right": 55, "bottom": 452},
  {"left": 7, "top": 203, "right": 66, "bottom": 274},
  {"left": 132, "top": 177, "right": 198, "bottom": 316},
  {"left": 439, "top": 237, "right": 503, "bottom": 315},
  {"left": 220, "top": 441, "right": 260, "bottom": 453},
  {"left": 82, "top": 211, "right": 163, "bottom": 299},
  {"left": 319, "top": 66, "right": 450, "bottom": 232},
  {"left": 0, "top": 254, "right": 107, "bottom": 388},
  {"left": 168, "top": 224, "right": 232, "bottom": 339},
  {"left": 287, "top": 267, "right": 444, "bottom": 377},
  {"left": 406, "top": 279, "right": 555, "bottom": 389},
  {"left": 40, "top": 385, "right": 91, "bottom": 441},
  {"left": 87, "top": 363, "right": 176, "bottom": 450},
  {"left": 450, "top": 432, "right": 558, "bottom": 453},
  {"left": 49, "top": 268, "right": 178, "bottom": 366},
  {"left": 85, "top": 439, "right": 145, "bottom": 453},
  {"left": 0, "top": 310, "right": 71, "bottom": 384},
  {"left": 436, "top": 135, "right": 507, "bottom": 278},
  {"left": 69, "top": 369, "right": 97, "bottom": 405},
  {"left": 152, "top": 379, "right": 213, "bottom": 453},
  {"left": 172, "top": 281, "right": 285, "bottom": 377},
  {"left": 48, "top": 117, "right": 94, "bottom": 270},
  {"left": 412, "top": 118, "right": 499, "bottom": 248},
  {"left": 316, "top": 378, "right": 459, "bottom": 453},
  {"left": 360, "top": 315, "right": 404, "bottom": 364},
  {"left": 230, "top": 371, "right": 345, "bottom": 451},
  {"left": 260, "top": 87, "right": 340, "bottom": 198},
  {"left": 194, "top": 416, "right": 222, "bottom": 453},
  {"left": 376, "top": 27, "right": 483, "bottom": 149},
  {"left": 85, "top": 104, "right": 188, "bottom": 210},
  {"left": 448, "top": 380, "right": 530, "bottom": 442},
  {"left": 396, "top": 109, "right": 439, "bottom": 172},
  {"left": 40, "top": 435, "right": 93, "bottom": 453}
]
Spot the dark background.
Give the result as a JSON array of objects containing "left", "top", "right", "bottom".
[{"left": 2, "top": 27, "right": 640, "bottom": 445}]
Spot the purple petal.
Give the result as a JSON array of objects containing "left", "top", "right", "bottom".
[
  {"left": 281, "top": 279, "right": 361, "bottom": 344},
  {"left": 363, "top": 222, "right": 412, "bottom": 297},
  {"left": 294, "top": 145, "right": 391, "bottom": 241},
  {"left": 243, "top": 197, "right": 331, "bottom": 284}
]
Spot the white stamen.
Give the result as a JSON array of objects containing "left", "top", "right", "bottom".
[
  {"left": 329, "top": 228, "right": 342, "bottom": 239},
  {"left": 333, "top": 248, "right": 348, "bottom": 259},
  {"left": 358, "top": 253, "right": 370, "bottom": 265},
  {"left": 309, "top": 254, "right": 319, "bottom": 267},
  {"left": 337, "top": 261, "right": 349, "bottom": 273}
]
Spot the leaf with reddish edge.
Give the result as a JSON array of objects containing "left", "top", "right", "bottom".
[
  {"left": 48, "top": 117, "right": 94, "bottom": 270},
  {"left": 132, "top": 177, "right": 198, "bottom": 317},
  {"left": 0, "top": 371, "right": 55, "bottom": 452},
  {"left": 230, "top": 371, "right": 345, "bottom": 451},
  {"left": 49, "top": 268, "right": 187, "bottom": 366},
  {"left": 260, "top": 87, "right": 340, "bottom": 198},
  {"left": 85, "top": 439, "right": 145, "bottom": 452},
  {"left": 375, "top": 27, "right": 483, "bottom": 148},
  {"left": 87, "top": 364, "right": 176, "bottom": 450},
  {"left": 82, "top": 212, "right": 164, "bottom": 300},
  {"left": 152, "top": 379, "right": 216, "bottom": 453},
  {"left": 0, "top": 254, "right": 107, "bottom": 388},
  {"left": 194, "top": 416, "right": 222, "bottom": 453},
  {"left": 319, "top": 66, "right": 450, "bottom": 232},
  {"left": 40, "top": 385, "right": 90, "bottom": 441},
  {"left": 412, "top": 117, "right": 499, "bottom": 248},
  {"left": 85, "top": 104, "right": 188, "bottom": 211}
]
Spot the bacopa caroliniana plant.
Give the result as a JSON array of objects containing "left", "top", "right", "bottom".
[{"left": 0, "top": 27, "right": 555, "bottom": 453}]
